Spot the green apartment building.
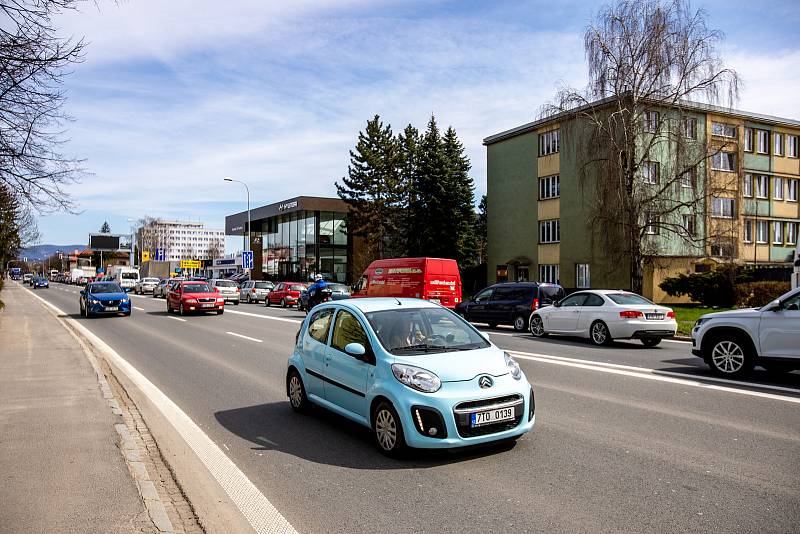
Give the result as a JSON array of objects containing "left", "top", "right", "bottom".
[{"left": 484, "top": 100, "right": 800, "bottom": 302}]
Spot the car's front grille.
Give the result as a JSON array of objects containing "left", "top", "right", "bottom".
[
  {"left": 453, "top": 394, "right": 524, "bottom": 438},
  {"left": 103, "top": 300, "right": 121, "bottom": 306},
  {"left": 198, "top": 298, "right": 216, "bottom": 303}
]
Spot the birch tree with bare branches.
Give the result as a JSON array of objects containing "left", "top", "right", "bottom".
[{"left": 542, "top": 0, "right": 740, "bottom": 293}]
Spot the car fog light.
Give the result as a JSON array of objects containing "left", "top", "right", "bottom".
[{"left": 428, "top": 428, "right": 437, "bottom": 436}]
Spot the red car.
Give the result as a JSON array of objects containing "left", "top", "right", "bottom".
[
  {"left": 266, "top": 282, "right": 306, "bottom": 308},
  {"left": 167, "top": 281, "right": 225, "bottom": 315}
]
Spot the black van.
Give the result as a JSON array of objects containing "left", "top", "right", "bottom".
[{"left": 455, "top": 282, "right": 566, "bottom": 331}]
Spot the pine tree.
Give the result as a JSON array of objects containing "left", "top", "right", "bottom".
[
  {"left": 335, "top": 115, "right": 402, "bottom": 271},
  {"left": 397, "top": 124, "right": 420, "bottom": 256},
  {"left": 443, "top": 126, "right": 477, "bottom": 267},
  {"left": 476, "top": 195, "right": 487, "bottom": 264},
  {"left": 410, "top": 116, "right": 450, "bottom": 257},
  {"left": 100, "top": 221, "right": 111, "bottom": 233}
]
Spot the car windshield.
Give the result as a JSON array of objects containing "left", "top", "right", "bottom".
[
  {"left": 89, "top": 283, "right": 123, "bottom": 293},
  {"left": 607, "top": 293, "right": 654, "bottom": 305},
  {"left": 184, "top": 283, "right": 212, "bottom": 293},
  {"left": 215, "top": 280, "right": 236, "bottom": 287},
  {"left": 366, "top": 307, "right": 490, "bottom": 355},
  {"left": 121, "top": 272, "right": 138, "bottom": 279},
  {"left": 290, "top": 285, "right": 306, "bottom": 291},
  {"left": 254, "top": 282, "right": 272, "bottom": 289}
]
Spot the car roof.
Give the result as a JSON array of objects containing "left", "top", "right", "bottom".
[{"left": 331, "top": 297, "right": 440, "bottom": 314}]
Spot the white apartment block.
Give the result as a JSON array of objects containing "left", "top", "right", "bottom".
[{"left": 137, "top": 220, "right": 225, "bottom": 261}]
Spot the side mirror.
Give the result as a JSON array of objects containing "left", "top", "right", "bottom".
[
  {"left": 554, "top": 300, "right": 562, "bottom": 308},
  {"left": 344, "top": 342, "right": 366, "bottom": 358}
]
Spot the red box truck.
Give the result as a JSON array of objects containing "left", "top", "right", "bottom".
[{"left": 351, "top": 257, "right": 462, "bottom": 308}]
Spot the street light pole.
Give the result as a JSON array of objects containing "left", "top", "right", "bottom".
[{"left": 224, "top": 177, "right": 251, "bottom": 274}]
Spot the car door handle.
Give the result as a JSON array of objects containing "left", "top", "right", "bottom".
[{"left": 325, "top": 355, "right": 332, "bottom": 362}]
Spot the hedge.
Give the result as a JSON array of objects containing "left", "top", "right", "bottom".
[{"left": 733, "top": 281, "right": 791, "bottom": 308}]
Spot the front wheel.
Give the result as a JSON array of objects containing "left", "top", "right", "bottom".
[
  {"left": 287, "top": 370, "right": 311, "bottom": 413},
  {"left": 707, "top": 335, "right": 754, "bottom": 378},
  {"left": 641, "top": 338, "right": 661, "bottom": 348},
  {"left": 372, "top": 401, "right": 406, "bottom": 457},
  {"left": 529, "top": 315, "right": 546, "bottom": 337},
  {"left": 265, "top": 298, "right": 271, "bottom": 307},
  {"left": 217, "top": 309, "right": 224, "bottom": 315},
  {"left": 589, "top": 321, "right": 611, "bottom": 346},
  {"left": 179, "top": 303, "right": 185, "bottom": 316},
  {"left": 281, "top": 298, "right": 287, "bottom": 308}
]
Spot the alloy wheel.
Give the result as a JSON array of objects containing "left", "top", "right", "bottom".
[
  {"left": 514, "top": 315, "right": 526, "bottom": 331},
  {"left": 288, "top": 376, "right": 303, "bottom": 408},
  {"left": 591, "top": 322, "right": 608, "bottom": 345},
  {"left": 375, "top": 409, "right": 397, "bottom": 451},
  {"left": 711, "top": 341, "right": 745, "bottom": 374},
  {"left": 530, "top": 316, "right": 544, "bottom": 337}
]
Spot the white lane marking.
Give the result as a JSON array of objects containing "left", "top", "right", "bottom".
[
  {"left": 509, "top": 350, "right": 800, "bottom": 403},
  {"left": 225, "top": 309, "right": 302, "bottom": 324},
  {"left": 167, "top": 316, "right": 187, "bottom": 322},
  {"left": 226, "top": 331, "right": 263, "bottom": 343},
  {"left": 133, "top": 306, "right": 145, "bottom": 311},
  {"left": 26, "top": 287, "right": 297, "bottom": 534},
  {"left": 663, "top": 339, "right": 692, "bottom": 345}
]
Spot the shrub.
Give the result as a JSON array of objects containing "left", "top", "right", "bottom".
[
  {"left": 659, "top": 268, "right": 736, "bottom": 307},
  {"left": 734, "top": 281, "right": 791, "bottom": 308}
]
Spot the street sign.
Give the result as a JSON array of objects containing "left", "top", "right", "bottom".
[
  {"left": 155, "top": 248, "right": 166, "bottom": 262},
  {"left": 242, "top": 250, "right": 254, "bottom": 270},
  {"left": 180, "top": 260, "right": 202, "bottom": 269},
  {"left": 141, "top": 251, "right": 151, "bottom": 262}
]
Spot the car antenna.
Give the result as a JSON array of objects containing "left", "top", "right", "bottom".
[{"left": 394, "top": 297, "right": 402, "bottom": 306}]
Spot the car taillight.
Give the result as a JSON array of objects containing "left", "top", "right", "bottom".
[
  {"left": 251, "top": 288, "right": 256, "bottom": 293},
  {"left": 667, "top": 311, "right": 675, "bottom": 318},
  {"left": 619, "top": 310, "right": 643, "bottom": 318},
  {"left": 531, "top": 298, "right": 539, "bottom": 311}
]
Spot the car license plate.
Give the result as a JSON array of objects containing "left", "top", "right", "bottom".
[
  {"left": 646, "top": 313, "right": 664, "bottom": 320},
  {"left": 471, "top": 407, "right": 514, "bottom": 427},
  {"left": 201, "top": 303, "right": 214, "bottom": 308},
  {"left": 104, "top": 306, "right": 118, "bottom": 311},
  {"left": 429, "top": 298, "right": 440, "bottom": 304}
]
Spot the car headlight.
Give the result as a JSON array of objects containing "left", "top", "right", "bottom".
[
  {"left": 89, "top": 298, "right": 100, "bottom": 304},
  {"left": 505, "top": 352, "right": 522, "bottom": 380},
  {"left": 185, "top": 298, "right": 197, "bottom": 304},
  {"left": 391, "top": 364, "right": 441, "bottom": 393},
  {"left": 694, "top": 318, "right": 707, "bottom": 328}
]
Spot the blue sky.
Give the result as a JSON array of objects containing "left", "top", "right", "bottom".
[{"left": 37, "top": 0, "right": 800, "bottom": 252}]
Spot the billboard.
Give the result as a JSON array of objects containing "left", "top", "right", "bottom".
[{"left": 89, "top": 234, "right": 120, "bottom": 251}]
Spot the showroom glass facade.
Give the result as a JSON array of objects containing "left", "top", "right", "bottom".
[{"left": 260, "top": 210, "right": 347, "bottom": 282}]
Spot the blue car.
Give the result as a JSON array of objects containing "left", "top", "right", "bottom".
[
  {"left": 286, "top": 298, "right": 535, "bottom": 456},
  {"left": 79, "top": 282, "right": 132, "bottom": 318},
  {"left": 33, "top": 277, "right": 49, "bottom": 289}
]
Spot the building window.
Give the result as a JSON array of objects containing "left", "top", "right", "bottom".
[
  {"left": 643, "top": 111, "right": 659, "bottom": 133},
  {"left": 743, "top": 220, "right": 753, "bottom": 243},
  {"left": 642, "top": 160, "right": 660, "bottom": 184},
  {"left": 757, "top": 130, "right": 769, "bottom": 154},
  {"left": 774, "top": 133, "right": 784, "bottom": 156},
  {"left": 711, "top": 197, "right": 734, "bottom": 218},
  {"left": 711, "top": 122, "right": 736, "bottom": 138},
  {"left": 773, "top": 221, "right": 783, "bottom": 245},
  {"left": 787, "top": 222, "right": 797, "bottom": 245},
  {"left": 789, "top": 135, "right": 799, "bottom": 158},
  {"left": 711, "top": 240, "right": 734, "bottom": 257},
  {"left": 756, "top": 220, "right": 769, "bottom": 244},
  {"left": 756, "top": 175, "right": 769, "bottom": 198},
  {"left": 774, "top": 177, "right": 784, "bottom": 200},
  {"left": 538, "top": 129, "right": 560, "bottom": 157},
  {"left": 711, "top": 151, "right": 735, "bottom": 171},
  {"left": 539, "top": 264, "right": 559, "bottom": 284},
  {"left": 539, "top": 219, "right": 560, "bottom": 244},
  {"left": 744, "top": 128, "right": 753, "bottom": 152},
  {"left": 539, "top": 174, "right": 560, "bottom": 200},
  {"left": 788, "top": 179, "right": 798, "bottom": 202},
  {"left": 743, "top": 174, "right": 753, "bottom": 197},
  {"left": 576, "top": 264, "right": 590, "bottom": 288},
  {"left": 645, "top": 212, "right": 659, "bottom": 234},
  {"left": 682, "top": 214, "right": 696, "bottom": 236},
  {"left": 682, "top": 118, "right": 697, "bottom": 139},
  {"left": 680, "top": 166, "right": 696, "bottom": 188}
]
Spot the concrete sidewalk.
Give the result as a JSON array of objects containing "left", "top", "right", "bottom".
[{"left": 0, "top": 282, "right": 157, "bottom": 533}]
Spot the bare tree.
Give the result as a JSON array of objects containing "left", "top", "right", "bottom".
[
  {"left": 0, "top": 0, "right": 86, "bottom": 213},
  {"left": 542, "top": 0, "right": 740, "bottom": 293},
  {"left": 205, "top": 240, "right": 223, "bottom": 260}
]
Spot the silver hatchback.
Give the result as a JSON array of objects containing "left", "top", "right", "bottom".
[
  {"left": 240, "top": 280, "right": 274, "bottom": 303},
  {"left": 210, "top": 278, "right": 240, "bottom": 305}
]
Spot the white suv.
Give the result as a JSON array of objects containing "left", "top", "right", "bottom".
[{"left": 691, "top": 288, "right": 800, "bottom": 377}]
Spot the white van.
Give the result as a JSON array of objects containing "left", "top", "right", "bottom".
[
  {"left": 70, "top": 268, "right": 85, "bottom": 284},
  {"left": 114, "top": 267, "right": 140, "bottom": 292}
]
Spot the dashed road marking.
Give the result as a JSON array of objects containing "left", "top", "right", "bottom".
[
  {"left": 133, "top": 306, "right": 145, "bottom": 311},
  {"left": 226, "top": 331, "right": 263, "bottom": 343},
  {"left": 225, "top": 309, "right": 302, "bottom": 324},
  {"left": 167, "top": 316, "right": 187, "bottom": 322}
]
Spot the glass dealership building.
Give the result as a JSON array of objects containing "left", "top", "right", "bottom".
[{"left": 225, "top": 196, "right": 350, "bottom": 282}]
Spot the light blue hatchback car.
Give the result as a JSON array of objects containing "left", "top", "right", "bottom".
[{"left": 286, "top": 298, "right": 536, "bottom": 456}]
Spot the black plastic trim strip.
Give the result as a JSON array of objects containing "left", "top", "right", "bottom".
[{"left": 306, "top": 368, "right": 366, "bottom": 398}]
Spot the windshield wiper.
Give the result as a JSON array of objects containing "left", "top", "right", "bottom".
[{"left": 392, "top": 344, "right": 456, "bottom": 353}]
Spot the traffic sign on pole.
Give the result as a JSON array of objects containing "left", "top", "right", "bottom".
[{"left": 242, "top": 250, "right": 253, "bottom": 270}]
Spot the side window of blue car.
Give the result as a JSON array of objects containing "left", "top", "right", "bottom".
[{"left": 306, "top": 308, "right": 334, "bottom": 345}]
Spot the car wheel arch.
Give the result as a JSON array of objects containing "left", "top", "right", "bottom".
[
  {"left": 369, "top": 394, "right": 396, "bottom": 427},
  {"left": 701, "top": 326, "right": 758, "bottom": 358}
]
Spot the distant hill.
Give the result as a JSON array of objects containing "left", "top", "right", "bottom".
[{"left": 19, "top": 244, "right": 84, "bottom": 260}]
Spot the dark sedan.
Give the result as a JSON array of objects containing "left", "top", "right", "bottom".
[
  {"left": 33, "top": 277, "right": 49, "bottom": 289},
  {"left": 79, "top": 282, "right": 132, "bottom": 317}
]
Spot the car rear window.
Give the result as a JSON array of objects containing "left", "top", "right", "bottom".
[
  {"left": 329, "top": 283, "right": 349, "bottom": 292},
  {"left": 121, "top": 272, "right": 138, "bottom": 279},
  {"left": 215, "top": 280, "right": 236, "bottom": 287},
  {"left": 290, "top": 285, "right": 306, "bottom": 291},
  {"left": 254, "top": 282, "right": 272, "bottom": 289},
  {"left": 143, "top": 278, "right": 159, "bottom": 283},
  {"left": 607, "top": 293, "right": 654, "bottom": 305}
]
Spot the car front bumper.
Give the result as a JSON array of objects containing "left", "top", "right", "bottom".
[
  {"left": 182, "top": 302, "right": 224, "bottom": 312},
  {"left": 609, "top": 319, "right": 677, "bottom": 339},
  {"left": 391, "top": 373, "right": 535, "bottom": 449},
  {"left": 220, "top": 293, "right": 239, "bottom": 302},
  {"left": 87, "top": 301, "right": 132, "bottom": 314}
]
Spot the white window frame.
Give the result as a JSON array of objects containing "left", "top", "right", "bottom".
[
  {"left": 744, "top": 128, "right": 753, "bottom": 152},
  {"left": 576, "top": 264, "right": 590, "bottom": 289},
  {"left": 710, "top": 241, "right": 734, "bottom": 257},
  {"left": 711, "top": 151, "right": 735, "bottom": 172},
  {"left": 711, "top": 197, "right": 734, "bottom": 219},
  {"left": 787, "top": 222, "right": 797, "bottom": 246},
  {"left": 682, "top": 117, "right": 697, "bottom": 139},
  {"left": 756, "top": 220, "right": 769, "bottom": 244},
  {"left": 645, "top": 212, "right": 660, "bottom": 235},
  {"left": 757, "top": 130, "right": 769, "bottom": 154},
  {"left": 539, "top": 174, "right": 560, "bottom": 200},
  {"left": 680, "top": 167, "right": 696, "bottom": 188},
  {"left": 773, "top": 221, "right": 783, "bottom": 245},
  {"left": 789, "top": 135, "right": 799, "bottom": 158},
  {"left": 788, "top": 179, "right": 798, "bottom": 202},
  {"left": 642, "top": 160, "right": 660, "bottom": 184},
  {"left": 643, "top": 111, "right": 659, "bottom": 133},
  {"left": 774, "top": 133, "right": 784, "bottom": 156},
  {"left": 538, "top": 129, "right": 560, "bottom": 157},
  {"left": 742, "top": 174, "right": 753, "bottom": 197},
  {"left": 755, "top": 175, "right": 769, "bottom": 198},
  {"left": 539, "top": 219, "right": 560, "bottom": 244},
  {"left": 712, "top": 122, "right": 736, "bottom": 138},
  {"left": 743, "top": 219, "right": 753, "bottom": 243},
  {"left": 539, "top": 264, "right": 559, "bottom": 284},
  {"left": 682, "top": 214, "right": 696, "bottom": 236},
  {"left": 773, "top": 177, "right": 784, "bottom": 200}
]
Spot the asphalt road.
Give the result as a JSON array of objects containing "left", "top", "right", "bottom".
[{"left": 32, "top": 283, "right": 800, "bottom": 533}]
